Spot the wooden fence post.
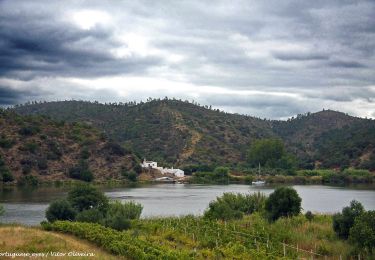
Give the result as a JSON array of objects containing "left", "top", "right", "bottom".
[{"left": 283, "top": 243, "right": 286, "bottom": 257}]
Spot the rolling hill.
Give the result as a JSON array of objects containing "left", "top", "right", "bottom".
[
  {"left": 0, "top": 109, "right": 139, "bottom": 184},
  {"left": 12, "top": 99, "right": 375, "bottom": 170}
]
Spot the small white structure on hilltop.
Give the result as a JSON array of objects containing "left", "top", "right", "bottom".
[
  {"left": 141, "top": 159, "right": 158, "bottom": 168},
  {"left": 140, "top": 159, "right": 184, "bottom": 178}
]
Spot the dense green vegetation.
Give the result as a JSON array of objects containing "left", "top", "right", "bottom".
[
  {"left": 46, "top": 185, "right": 143, "bottom": 231},
  {"left": 314, "top": 120, "right": 375, "bottom": 170},
  {"left": 332, "top": 200, "right": 375, "bottom": 255},
  {"left": 350, "top": 211, "right": 375, "bottom": 253},
  {"left": 204, "top": 192, "right": 266, "bottom": 220},
  {"left": 0, "top": 155, "right": 14, "bottom": 182},
  {"left": 333, "top": 200, "right": 365, "bottom": 239},
  {"left": 13, "top": 100, "right": 375, "bottom": 169},
  {"left": 265, "top": 187, "right": 301, "bottom": 221},
  {"left": 190, "top": 166, "right": 231, "bottom": 184},
  {"left": 46, "top": 199, "right": 76, "bottom": 222},
  {"left": 247, "top": 138, "right": 296, "bottom": 171},
  {"left": 41, "top": 185, "right": 374, "bottom": 259}
]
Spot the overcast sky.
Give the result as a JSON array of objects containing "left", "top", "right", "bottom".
[{"left": 0, "top": 0, "right": 374, "bottom": 119}]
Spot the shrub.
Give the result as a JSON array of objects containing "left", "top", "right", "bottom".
[
  {"left": 214, "top": 166, "right": 229, "bottom": 177},
  {"left": 0, "top": 156, "right": 14, "bottom": 183},
  {"left": 0, "top": 136, "right": 15, "bottom": 148},
  {"left": 46, "top": 199, "right": 76, "bottom": 222},
  {"left": 204, "top": 192, "right": 266, "bottom": 220},
  {"left": 18, "top": 125, "right": 40, "bottom": 136},
  {"left": 17, "top": 175, "right": 39, "bottom": 186},
  {"left": 46, "top": 140, "right": 63, "bottom": 160},
  {"left": 305, "top": 211, "right": 314, "bottom": 222},
  {"left": 133, "top": 164, "right": 142, "bottom": 174},
  {"left": 67, "top": 184, "right": 109, "bottom": 212},
  {"left": 349, "top": 210, "right": 375, "bottom": 253},
  {"left": 37, "top": 157, "right": 48, "bottom": 170},
  {"left": 107, "top": 201, "right": 143, "bottom": 220},
  {"left": 333, "top": 200, "right": 365, "bottom": 239},
  {"left": 103, "top": 142, "right": 127, "bottom": 156},
  {"left": 104, "top": 215, "right": 131, "bottom": 231},
  {"left": 80, "top": 147, "right": 90, "bottom": 159},
  {"left": 102, "top": 201, "right": 143, "bottom": 231},
  {"left": 20, "top": 142, "right": 39, "bottom": 153},
  {"left": 22, "top": 164, "right": 32, "bottom": 175},
  {"left": 0, "top": 204, "right": 4, "bottom": 216},
  {"left": 75, "top": 208, "right": 104, "bottom": 224},
  {"left": 265, "top": 187, "right": 301, "bottom": 221},
  {"left": 121, "top": 169, "right": 137, "bottom": 182},
  {"left": 68, "top": 161, "right": 94, "bottom": 182}
]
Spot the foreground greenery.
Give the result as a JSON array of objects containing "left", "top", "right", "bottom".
[
  {"left": 46, "top": 184, "right": 143, "bottom": 231},
  {"left": 43, "top": 213, "right": 358, "bottom": 259},
  {"left": 39, "top": 185, "right": 374, "bottom": 259}
]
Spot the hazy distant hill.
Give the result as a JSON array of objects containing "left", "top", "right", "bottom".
[
  {"left": 0, "top": 110, "right": 139, "bottom": 183},
  {"left": 13, "top": 99, "right": 375, "bottom": 170}
]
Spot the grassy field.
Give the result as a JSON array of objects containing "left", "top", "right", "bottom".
[
  {"left": 0, "top": 225, "right": 121, "bottom": 259},
  {"left": 40, "top": 213, "right": 355, "bottom": 259}
]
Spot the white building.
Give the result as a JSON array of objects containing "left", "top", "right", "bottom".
[
  {"left": 162, "top": 168, "right": 185, "bottom": 178},
  {"left": 141, "top": 159, "right": 184, "bottom": 178},
  {"left": 141, "top": 159, "right": 158, "bottom": 168}
]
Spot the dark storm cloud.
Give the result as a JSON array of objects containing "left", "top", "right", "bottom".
[
  {"left": 0, "top": 3, "right": 163, "bottom": 79},
  {"left": 0, "top": 0, "right": 374, "bottom": 118},
  {"left": 0, "top": 86, "right": 42, "bottom": 105}
]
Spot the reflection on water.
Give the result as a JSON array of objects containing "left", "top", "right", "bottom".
[{"left": 0, "top": 184, "right": 374, "bottom": 225}]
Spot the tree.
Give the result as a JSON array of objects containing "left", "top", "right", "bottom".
[
  {"left": 106, "top": 201, "right": 143, "bottom": 220},
  {"left": 204, "top": 192, "right": 266, "bottom": 220},
  {"left": 75, "top": 208, "right": 104, "bottom": 224},
  {"left": 46, "top": 199, "right": 76, "bottom": 222},
  {"left": 67, "top": 184, "right": 109, "bottom": 212},
  {"left": 68, "top": 160, "right": 93, "bottom": 182},
  {"left": 265, "top": 187, "right": 301, "bottom": 221},
  {"left": 349, "top": 210, "right": 375, "bottom": 253},
  {"left": 103, "top": 201, "right": 143, "bottom": 231},
  {"left": 333, "top": 200, "right": 365, "bottom": 239},
  {"left": 305, "top": 211, "right": 314, "bottom": 222},
  {"left": 0, "top": 156, "right": 14, "bottom": 183},
  {"left": 214, "top": 167, "right": 229, "bottom": 178},
  {"left": 247, "top": 138, "right": 296, "bottom": 170}
]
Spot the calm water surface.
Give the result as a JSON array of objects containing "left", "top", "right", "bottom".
[{"left": 0, "top": 184, "right": 374, "bottom": 225}]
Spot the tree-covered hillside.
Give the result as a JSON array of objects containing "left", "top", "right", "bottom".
[
  {"left": 13, "top": 99, "right": 375, "bottom": 170},
  {"left": 14, "top": 99, "right": 275, "bottom": 167},
  {"left": 0, "top": 109, "right": 139, "bottom": 184}
]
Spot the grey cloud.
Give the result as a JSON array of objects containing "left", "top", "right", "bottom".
[
  {"left": 0, "top": 0, "right": 374, "bottom": 118},
  {"left": 302, "top": 86, "right": 375, "bottom": 103},
  {"left": 0, "top": 86, "right": 42, "bottom": 105},
  {"left": 273, "top": 51, "right": 329, "bottom": 61},
  {"left": 203, "top": 93, "right": 309, "bottom": 118},
  {"left": 328, "top": 60, "right": 367, "bottom": 69},
  {"left": 0, "top": 3, "right": 163, "bottom": 79}
]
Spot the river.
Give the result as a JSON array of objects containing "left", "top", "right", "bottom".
[{"left": 0, "top": 184, "right": 374, "bottom": 225}]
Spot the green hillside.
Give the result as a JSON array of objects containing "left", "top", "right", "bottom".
[
  {"left": 13, "top": 99, "right": 375, "bottom": 170},
  {"left": 0, "top": 109, "right": 139, "bottom": 184}
]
